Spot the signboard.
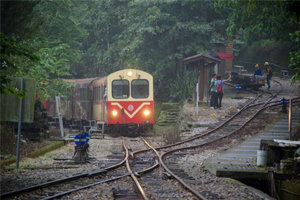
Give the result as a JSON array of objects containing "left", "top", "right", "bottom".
[
  {"left": 281, "top": 98, "right": 287, "bottom": 105},
  {"left": 74, "top": 133, "right": 87, "bottom": 146}
]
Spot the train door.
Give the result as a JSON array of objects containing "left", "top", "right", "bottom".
[{"left": 103, "top": 85, "right": 107, "bottom": 122}]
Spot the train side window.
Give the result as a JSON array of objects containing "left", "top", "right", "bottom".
[
  {"left": 87, "top": 88, "right": 91, "bottom": 101},
  {"left": 80, "top": 88, "right": 83, "bottom": 101},
  {"left": 93, "top": 86, "right": 101, "bottom": 102},
  {"left": 93, "top": 87, "right": 96, "bottom": 101},
  {"left": 112, "top": 80, "right": 129, "bottom": 99},
  {"left": 132, "top": 79, "right": 149, "bottom": 98},
  {"left": 97, "top": 86, "right": 100, "bottom": 101}
]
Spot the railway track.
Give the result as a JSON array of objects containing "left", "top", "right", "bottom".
[{"left": 2, "top": 81, "right": 299, "bottom": 199}]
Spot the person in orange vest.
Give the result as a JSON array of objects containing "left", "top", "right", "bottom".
[{"left": 263, "top": 62, "right": 272, "bottom": 89}]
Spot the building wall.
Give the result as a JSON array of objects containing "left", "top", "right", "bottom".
[
  {"left": 225, "top": 38, "right": 233, "bottom": 72},
  {"left": 218, "top": 45, "right": 226, "bottom": 77}
]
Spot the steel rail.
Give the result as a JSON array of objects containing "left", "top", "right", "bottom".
[
  {"left": 158, "top": 95, "right": 294, "bottom": 200},
  {"left": 158, "top": 79, "right": 283, "bottom": 150},
  {"left": 45, "top": 136, "right": 165, "bottom": 200},
  {"left": 159, "top": 94, "right": 295, "bottom": 158},
  {"left": 43, "top": 138, "right": 131, "bottom": 200},
  {"left": 134, "top": 160, "right": 159, "bottom": 176},
  {"left": 140, "top": 137, "right": 160, "bottom": 158},
  {"left": 42, "top": 173, "right": 130, "bottom": 200},
  {"left": 1, "top": 140, "right": 127, "bottom": 199},
  {"left": 122, "top": 137, "right": 149, "bottom": 200},
  {"left": 157, "top": 97, "right": 299, "bottom": 164},
  {"left": 44, "top": 142, "right": 160, "bottom": 200},
  {"left": 245, "top": 98, "right": 300, "bottom": 110},
  {"left": 131, "top": 91, "right": 263, "bottom": 156},
  {"left": 140, "top": 136, "right": 208, "bottom": 200}
]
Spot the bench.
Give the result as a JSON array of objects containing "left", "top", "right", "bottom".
[
  {"left": 69, "top": 120, "right": 83, "bottom": 133},
  {"left": 89, "top": 122, "right": 105, "bottom": 139},
  {"left": 281, "top": 70, "right": 289, "bottom": 79}
]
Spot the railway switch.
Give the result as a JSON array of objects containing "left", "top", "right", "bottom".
[
  {"left": 281, "top": 98, "right": 287, "bottom": 113},
  {"left": 73, "top": 132, "right": 90, "bottom": 164}
]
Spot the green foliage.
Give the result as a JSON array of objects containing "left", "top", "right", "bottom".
[
  {"left": 1, "top": 1, "right": 40, "bottom": 38},
  {"left": 2, "top": 1, "right": 228, "bottom": 101},
  {"left": 17, "top": 43, "right": 76, "bottom": 100},
  {"left": 289, "top": 31, "right": 300, "bottom": 86},
  {"left": 0, "top": 33, "right": 39, "bottom": 98},
  {"left": 214, "top": 0, "right": 300, "bottom": 84},
  {"left": 167, "top": 69, "right": 198, "bottom": 102}
]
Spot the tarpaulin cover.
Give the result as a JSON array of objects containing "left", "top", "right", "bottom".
[
  {"left": 209, "top": 54, "right": 220, "bottom": 59},
  {"left": 216, "top": 52, "right": 234, "bottom": 59}
]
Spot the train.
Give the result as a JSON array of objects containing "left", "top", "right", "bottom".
[
  {"left": 46, "top": 69, "right": 154, "bottom": 134},
  {"left": 230, "top": 71, "right": 265, "bottom": 90}
]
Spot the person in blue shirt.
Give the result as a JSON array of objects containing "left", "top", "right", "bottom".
[
  {"left": 214, "top": 74, "right": 231, "bottom": 109},
  {"left": 210, "top": 73, "right": 217, "bottom": 109},
  {"left": 253, "top": 64, "right": 262, "bottom": 83}
]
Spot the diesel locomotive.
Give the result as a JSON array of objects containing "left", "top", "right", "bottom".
[{"left": 46, "top": 69, "right": 154, "bottom": 134}]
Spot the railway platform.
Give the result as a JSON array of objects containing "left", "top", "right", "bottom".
[{"left": 203, "top": 109, "right": 300, "bottom": 176}]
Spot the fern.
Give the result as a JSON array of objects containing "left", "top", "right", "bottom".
[{"left": 167, "top": 69, "right": 198, "bottom": 102}]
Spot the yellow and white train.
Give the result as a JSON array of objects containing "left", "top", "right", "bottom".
[{"left": 46, "top": 69, "right": 154, "bottom": 134}]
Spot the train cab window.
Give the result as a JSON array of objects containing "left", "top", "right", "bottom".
[
  {"left": 112, "top": 80, "right": 129, "bottom": 99},
  {"left": 132, "top": 79, "right": 149, "bottom": 98}
]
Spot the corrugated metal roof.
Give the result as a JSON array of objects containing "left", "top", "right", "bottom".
[
  {"left": 183, "top": 54, "right": 221, "bottom": 64},
  {"left": 62, "top": 77, "right": 103, "bottom": 87}
]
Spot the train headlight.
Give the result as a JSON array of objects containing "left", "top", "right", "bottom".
[
  {"left": 127, "top": 71, "right": 133, "bottom": 77},
  {"left": 144, "top": 110, "right": 150, "bottom": 116},
  {"left": 112, "top": 110, "right": 118, "bottom": 116}
]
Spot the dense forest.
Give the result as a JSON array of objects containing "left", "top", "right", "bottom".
[{"left": 1, "top": 0, "right": 299, "bottom": 102}]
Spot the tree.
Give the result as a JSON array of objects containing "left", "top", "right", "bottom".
[
  {"left": 1, "top": 1, "right": 87, "bottom": 99},
  {"left": 0, "top": 33, "right": 39, "bottom": 97},
  {"left": 16, "top": 43, "right": 76, "bottom": 100},
  {"left": 214, "top": 0, "right": 300, "bottom": 84}
]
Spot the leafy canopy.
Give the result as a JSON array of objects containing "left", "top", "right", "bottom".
[{"left": 214, "top": 0, "right": 300, "bottom": 85}]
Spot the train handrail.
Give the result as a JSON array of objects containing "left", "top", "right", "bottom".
[{"left": 289, "top": 98, "right": 293, "bottom": 140}]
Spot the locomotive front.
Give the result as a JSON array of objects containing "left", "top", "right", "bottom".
[{"left": 106, "top": 69, "right": 154, "bottom": 134}]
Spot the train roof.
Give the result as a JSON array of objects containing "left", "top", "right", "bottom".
[
  {"left": 62, "top": 77, "right": 102, "bottom": 87},
  {"left": 107, "top": 69, "right": 152, "bottom": 79}
]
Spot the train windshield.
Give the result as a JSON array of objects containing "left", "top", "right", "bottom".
[
  {"left": 112, "top": 80, "right": 129, "bottom": 99},
  {"left": 132, "top": 79, "right": 149, "bottom": 98}
]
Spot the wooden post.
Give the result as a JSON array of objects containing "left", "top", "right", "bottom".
[{"left": 199, "top": 60, "right": 205, "bottom": 101}]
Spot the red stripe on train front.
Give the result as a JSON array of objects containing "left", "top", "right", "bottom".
[{"left": 107, "top": 101, "right": 154, "bottom": 124}]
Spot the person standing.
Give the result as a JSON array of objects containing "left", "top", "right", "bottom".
[
  {"left": 210, "top": 73, "right": 217, "bottom": 109},
  {"left": 263, "top": 62, "right": 272, "bottom": 89},
  {"left": 214, "top": 74, "right": 231, "bottom": 109},
  {"left": 253, "top": 64, "right": 262, "bottom": 83}
]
